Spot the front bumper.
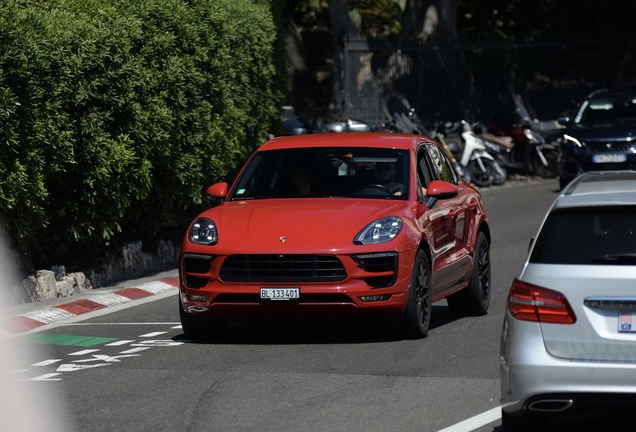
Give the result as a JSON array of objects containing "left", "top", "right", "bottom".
[
  {"left": 500, "top": 313, "right": 636, "bottom": 417},
  {"left": 179, "top": 250, "right": 416, "bottom": 320},
  {"left": 559, "top": 145, "right": 636, "bottom": 180}
]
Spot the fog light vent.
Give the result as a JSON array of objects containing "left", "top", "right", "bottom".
[
  {"left": 360, "top": 294, "right": 391, "bottom": 302},
  {"left": 185, "top": 294, "right": 209, "bottom": 302}
]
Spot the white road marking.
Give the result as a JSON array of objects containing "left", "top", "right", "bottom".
[
  {"left": 11, "top": 369, "right": 29, "bottom": 374},
  {"left": 437, "top": 407, "right": 501, "bottom": 432},
  {"left": 139, "top": 331, "right": 167, "bottom": 337},
  {"left": 28, "top": 373, "right": 62, "bottom": 381},
  {"left": 106, "top": 340, "right": 135, "bottom": 346},
  {"left": 131, "top": 340, "right": 184, "bottom": 347},
  {"left": 119, "top": 347, "right": 149, "bottom": 354},
  {"left": 73, "top": 354, "right": 140, "bottom": 363},
  {"left": 171, "top": 325, "right": 182, "bottom": 329},
  {"left": 69, "top": 349, "right": 100, "bottom": 356},
  {"left": 31, "top": 359, "right": 62, "bottom": 367},
  {"left": 57, "top": 364, "right": 110, "bottom": 372}
]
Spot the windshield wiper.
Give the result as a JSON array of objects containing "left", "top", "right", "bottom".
[{"left": 590, "top": 254, "right": 636, "bottom": 264}]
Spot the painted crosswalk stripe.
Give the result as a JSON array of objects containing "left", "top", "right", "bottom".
[
  {"left": 106, "top": 340, "right": 134, "bottom": 346},
  {"left": 69, "top": 349, "right": 100, "bottom": 356},
  {"left": 32, "top": 359, "right": 62, "bottom": 367},
  {"left": 119, "top": 347, "right": 149, "bottom": 354},
  {"left": 28, "top": 373, "right": 62, "bottom": 381},
  {"left": 139, "top": 331, "right": 167, "bottom": 337}
]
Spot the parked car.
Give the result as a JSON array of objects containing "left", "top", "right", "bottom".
[
  {"left": 179, "top": 133, "right": 491, "bottom": 340},
  {"left": 500, "top": 170, "right": 636, "bottom": 431},
  {"left": 557, "top": 87, "right": 636, "bottom": 189}
]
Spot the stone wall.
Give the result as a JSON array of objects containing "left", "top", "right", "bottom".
[{"left": 8, "top": 240, "right": 180, "bottom": 305}]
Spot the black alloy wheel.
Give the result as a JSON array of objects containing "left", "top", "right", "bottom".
[
  {"left": 447, "top": 232, "right": 491, "bottom": 316},
  {"left": 402, "top": 249, "right": 432, "bottom": 339}
]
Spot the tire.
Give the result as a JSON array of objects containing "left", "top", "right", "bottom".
[
  {"left": 447, "top": 232, "right": 491, "bottom": 316},
  {"left": 501, "top": 410, "right": 550, "bottom": 432},
  {"left": 179, "top": 299, "right": 227, "bottom": 341},
  {"left": 532, "top": 150, "right": 558, "bottom": 179},
  {"left": 492, "top": 162, "right": 507, "bottom": 185},
  {"left": 559, "top": 175, "right": 572, "bottom": 190},
  {"left": 401, "top": 249, "right": 432, "bottom": 339},
  {"left": 467, "top": 158, "right": 495, "bottom": 187}
]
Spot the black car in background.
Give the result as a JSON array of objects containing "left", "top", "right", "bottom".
[{"left": 557, "top": 88, "right": 636, "bottom": 189}]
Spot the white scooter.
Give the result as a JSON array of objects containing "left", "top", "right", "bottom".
[{"left": 457, "top": 121, "right": 503, "bottom": 187}]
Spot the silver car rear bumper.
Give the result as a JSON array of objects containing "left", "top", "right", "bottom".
[{"left": 500, "top": 313, "right": 636, "bottom": 416}]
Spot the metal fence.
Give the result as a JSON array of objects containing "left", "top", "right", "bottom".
[{"left": 342, "top": 36, "right": 636, "bottom": 125}]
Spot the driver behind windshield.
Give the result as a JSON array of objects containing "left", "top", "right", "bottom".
[{"left": 374, "top": 162, "right": 404, "bottom": 195}]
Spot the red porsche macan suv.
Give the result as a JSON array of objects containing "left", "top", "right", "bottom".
[{"left": 179, "top": 132, "right": 491, "bottom": 339}]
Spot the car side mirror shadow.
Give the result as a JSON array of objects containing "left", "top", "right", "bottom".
[
  {"left": 424, "top": 180, "right": 459, "bottom": 207},
  {"left": 206, "top": 182, "right": 228, "bottom": 207}
]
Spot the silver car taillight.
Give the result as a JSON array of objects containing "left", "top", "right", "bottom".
[{"left": 507, "top": 279, "right": 577, "bottom": 324}]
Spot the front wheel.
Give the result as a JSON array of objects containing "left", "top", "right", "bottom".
[
  {"left": 447, "top": 232, "right": 491, "bottom": 316},
  {"left": 467, "top": 158, "right": 495, "bottom": 187},
  {"left": 532, "top": 150, "right": 558, "bottom": 178},
  {"left": 179, "top": 299, "right": 227, "bottom": 341},
  {"left": 401, "top": 250, "right": 432, "bottom": 339}
]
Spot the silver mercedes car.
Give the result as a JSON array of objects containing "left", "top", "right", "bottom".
[{"left": 500, "top": 171, "right": 636, "bottom": 431}]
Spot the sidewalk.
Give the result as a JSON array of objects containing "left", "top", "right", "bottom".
[{"left": 1, "top": 269, "right": 179, "bottom": 336}]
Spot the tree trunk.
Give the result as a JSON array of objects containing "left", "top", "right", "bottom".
[
  {"left": 327, "top": 0, "right": 360, "bottom": 118},
  {"left": 402, "top": 0, "right": 458, "bottom": 42}
]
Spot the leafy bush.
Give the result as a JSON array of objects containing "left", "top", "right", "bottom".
[{"left": 0, "top": 0, "right": 280, "bottom": 264}]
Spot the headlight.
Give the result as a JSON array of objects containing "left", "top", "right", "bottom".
[
  {"left": 354, "top": 217, "right": 402, "bottom": 245},
  {"left": 563, "top": 134, "right": 583, "bottom": 148},
  {"left": 189, "top": 218, "right": 218, "bottom": 245}
]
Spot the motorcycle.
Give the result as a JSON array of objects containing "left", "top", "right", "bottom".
[
  {"left": 488, "top": 95, "right": 560, "bottom": 178},
  {"left": 443, "top": 120, "right": 502, "bottom": 187}
]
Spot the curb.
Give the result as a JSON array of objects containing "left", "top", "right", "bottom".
[{"left": 5, "top": 277, "right": 179, "bottom": 335}]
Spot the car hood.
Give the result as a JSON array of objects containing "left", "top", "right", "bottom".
[
  {"left": 566, "top": 124, "right": 636, "bottom": 142},
  {"left": 199, "top": 198, "right": 411, "bottom": 253}
]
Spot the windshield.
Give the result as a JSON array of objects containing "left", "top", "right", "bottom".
[
  {"left": 530, "top": 206, "right": 636, "bottom": 265},
  {"left": 574, "top": 96, "right": 636, "bottom": 127},
  {"left": 230, "top": 147, "right": 410, "bottom": 200}
]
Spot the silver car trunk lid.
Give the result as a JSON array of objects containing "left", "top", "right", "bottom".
[{"left": 522, "top": 263, "right": 636, "bottom": 363}]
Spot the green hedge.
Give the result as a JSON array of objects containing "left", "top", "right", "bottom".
[{"left": 0, "top": 0, "right": 280, "bottom": 261}]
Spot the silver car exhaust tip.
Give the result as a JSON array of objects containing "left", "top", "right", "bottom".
[{"left": 528, "top": 399, "right": 574, "bottom": 413}]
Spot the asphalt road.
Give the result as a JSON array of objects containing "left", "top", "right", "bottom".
[{"left": 5, "top": 178, "right": 563, "bottom": 432}]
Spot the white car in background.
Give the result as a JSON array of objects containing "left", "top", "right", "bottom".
[{"left": 500, "top": 171, "right": 636, "bottom": 431}]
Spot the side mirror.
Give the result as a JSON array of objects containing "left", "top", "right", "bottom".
[
  {"left": 424, "top": 180, "right": 459, "bottom": 207},
  {"left": 557, "top": 116, "right": 570, "bottom": 126},
  {"left": 206, "top": 182, "right": 228, "bottom": 207}
]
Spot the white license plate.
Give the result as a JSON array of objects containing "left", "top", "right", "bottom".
[
  {"left": 260, "top": 288, "right": 300, "bottom": 301},
  {"left": 618, "top": 312, "right": 636, "bottom": 332},
  {"left": 593, "top": 153, "right": 626, "bottom": 163}
]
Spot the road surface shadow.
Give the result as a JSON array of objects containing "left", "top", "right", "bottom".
[{"left": 173, "top": 304, "right": 466, "bottom": 345}]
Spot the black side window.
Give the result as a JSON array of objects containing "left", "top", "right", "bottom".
[
  {"left": 416, "top": 146, "right": 435, "bottom": 201},
  {"left": 425, "top": 144, "right": 459, "bottom": 184}
]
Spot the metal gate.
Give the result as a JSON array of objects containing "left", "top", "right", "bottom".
[{"left": 343, "top": 36, "right": 636, "bottom": 124}]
